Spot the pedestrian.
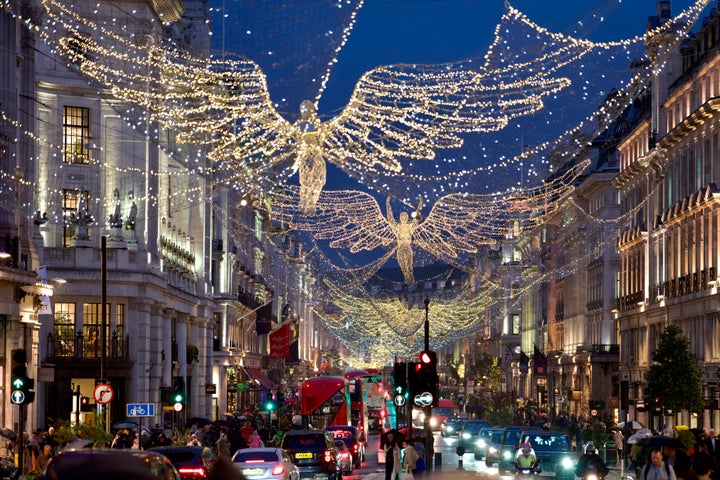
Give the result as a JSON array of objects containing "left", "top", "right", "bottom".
[
  {"left": 216, "top": 432, "right": 231, "bottom": 461},
  {"left": 613, "top": 428, "right": 624, "bottom": 461},
  {"left": 187, "top": 433, "right": 201, "bottom": 446},
  {"left": 383, "top": 433, "right": 400, "bottom": 480},
  {"left": 639, "top": 447, "right": 677, "bottom": 480},
  {"left": 413, "top": 436, "right": 426, "bottom": 473},
  {"left": 249, "top": 429, "right": 264, "bottom": 448},
  {"left": 37, "top": 445, "right": 53, "bottom": 473},
  {"left": 402, "top": 440, "right": 419, "bottom": 478}
]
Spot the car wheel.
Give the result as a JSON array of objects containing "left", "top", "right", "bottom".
[{"left": 474, "top": 453, "right": 482, "bottom": 461}]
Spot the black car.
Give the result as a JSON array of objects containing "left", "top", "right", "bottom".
[
  {"left": 280, "top": 429, "right": 341, "bottom": 480},
  {"left": 521, "top": 431, "right": 577, "bottom": 480},
  {"left": 42, "top": 449, "right": 180, "bottom": 480},
  {"left": 475, "top": 427, "right": 503, "bottom": 461},
  {"left": 326, "top": 425, "right": 365, "bottom": 468},
  {"left": 440, "top": 417, "right": 465, "bottom": 437},
  {"left": 148, "top": 445, "right": 218, "bottom": 480},
  {"left": 499, "top": 425, "right": 543, "bottom": 472},
  {"left": 458, "top": 420, "right": 491, "bottom": 453}
]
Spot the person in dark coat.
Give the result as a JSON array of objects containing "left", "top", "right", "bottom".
[{"left": 665, "top": 444, "right": 692, "bottom": 478}]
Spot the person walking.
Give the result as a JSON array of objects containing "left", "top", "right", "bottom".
[
  {"left": 383, "top": 433, "right": 400, "bottom": 480},
  {"left": 402, "top": 440, "right": 419, "bottom": 478}
]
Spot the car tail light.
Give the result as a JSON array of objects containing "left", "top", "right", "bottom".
[
  {"left": 324, "top": 450, "right": 333, "bottom": 463},
  {"left": 177, "top": 467, "right": 207, "bottom": 478},
  {"left": 353, "top": 444, "right": 358, "bottom": 452},
  {"left": 341, "top": 452, "right": 350, "bottom": 460},
  {"left": 271, "top": 464, "right": 285, "bottom": 475}
]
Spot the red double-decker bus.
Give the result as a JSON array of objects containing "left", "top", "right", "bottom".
[
  {"left": 301, "top": 376, "right": 351, "bottom": 429},
  {"left": 344, "top": 369, "right": 384, "bottom": 436}
]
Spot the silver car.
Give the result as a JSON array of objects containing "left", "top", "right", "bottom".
[{"left": 232, "top": 447, "right": 300, "bottom": 480}]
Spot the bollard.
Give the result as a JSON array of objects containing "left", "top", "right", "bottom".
[
  {"left": 435, "top": 452, "right": 442, "bottom": 470},
  {"left": 456, "top": 446, "right": 465, "bottom": 470}
]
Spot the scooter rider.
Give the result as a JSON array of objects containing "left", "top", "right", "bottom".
[
  {"left": 575, "top": 444, "right": 610, "bottom": 479},
  {"left": 515, "top": 442, "right": 539, "bottom": 472}
]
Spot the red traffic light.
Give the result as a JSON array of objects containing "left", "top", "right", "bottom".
[{"left": 418, "top": 350, "right": 437, "bottom": 365}]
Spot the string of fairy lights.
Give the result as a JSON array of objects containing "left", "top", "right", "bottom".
[{"left": 0, "top": 0, "right": 714, "bottom": 364}]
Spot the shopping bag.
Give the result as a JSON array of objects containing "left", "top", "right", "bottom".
[
  {"left": 416, "top": 457, "right": 426, "bottom": 472},
  {"left": 377, "top": 449, "right": 386, "bottom": 464},
  {"left": 400, "top": 472, "right": 414, "bottom": 480}
]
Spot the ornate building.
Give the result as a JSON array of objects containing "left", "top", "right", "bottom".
[{"left": 615, "top": 0, "right": 720, "bottom": 430}]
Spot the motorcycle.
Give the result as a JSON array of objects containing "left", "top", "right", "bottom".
[
  {"left": 581, "top": 462, "right": 607, "bottom": 480},
  {"left": 514, "top": 462, "right": 541, "bottom": 480}
]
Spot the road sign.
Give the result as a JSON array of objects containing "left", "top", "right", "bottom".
[
  {"left": 394, "top": 394, "right": 406, "bottom": 406},
  {"left": 414, "top": 392, "right": 433, "bottom": 407},
  {"left": 11, "top": 390, "right": 25, "bottom": 404},
  {"left": 127, "top": 403, "right": 155, "bottom": 417},
  {"left": 93, "top": 384, "right": 114, "bottom": 405}
]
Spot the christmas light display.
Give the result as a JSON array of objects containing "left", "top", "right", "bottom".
[
  {"left": 0, "top": 0, "right": 713, "bottom": 363},
  {"left": 262, "top": 160, "right": 589, "bottom": 284}
]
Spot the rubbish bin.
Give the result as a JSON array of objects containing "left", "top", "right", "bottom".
[{"left": 604, "top": 440, "right": 617, "bottom": 465}]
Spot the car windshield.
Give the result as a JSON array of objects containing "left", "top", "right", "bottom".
[
  {"left": 491, "top": 431, "right": 503, "bottom": 442},
  {"left": 431, "top": 407, "right": 454, "bottom": 417},
  {"left": 525, "top": 434, "right": 570, "bottom": 452},
  {"left": 504, "top": 430, "right": 523, "bottom": 445},
  {"left": 283, "top": 436, "right": 326, "bottom": 449},
  {"left": 234, "top": 451, "right": 279, "bottom": 462},
  {"left": 463, "top": 422, "right": 488, "bottom": 433}
]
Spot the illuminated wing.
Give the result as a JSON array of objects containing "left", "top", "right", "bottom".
[
  {"left": 268, "top": 188, "right": 396, "bottom": 253},
  {"left": 44, "top": 0, "right": 296, "bottom": 183},
  {"left": 322, "top": 60, "right": 571, "bottom": 173},
  {"left": 413, "top": 160, "right": 588, "bottom": 258}
]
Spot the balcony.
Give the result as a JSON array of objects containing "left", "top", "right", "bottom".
[{"left": 46, "top": 329, "right": 129, "bottom": 359}]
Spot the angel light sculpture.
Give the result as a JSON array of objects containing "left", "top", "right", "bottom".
[
  {"left": 266, "top": 160, "right": 587, "bottom": 284},
  {"left": 37, "top": 0, "right": 587, "bottom": 214}
]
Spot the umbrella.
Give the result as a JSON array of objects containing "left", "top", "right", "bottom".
[
  {"left": 617, "top": 420, "right": 644, "bottom": 430},
  {"left": 111, "top": 421, "right": 138, "bottom": 432},
  {"left": 0, "top": 428, "right": 16, "bottom": 441},
  {"left": 62, "top": 438, "right": 93, "bottom": 450},
  {"left": 637, "top": 435, "right": 686, "bottom": 449},
  {"left": 628, "top": 429, "right": 653, "bottom": 444}
]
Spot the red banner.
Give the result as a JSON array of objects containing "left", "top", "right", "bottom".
[{"left": 269, "top": 323, "right": 290, "bottom": 358}]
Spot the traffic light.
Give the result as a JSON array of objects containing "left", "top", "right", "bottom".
[
  {"left": 80, "top": 396, "right": 91, "bottom": 412},
  {"left": 393, "top": 362, "right": 410, "bottom": 406},
  {"left": 652, "top": 396, "right": 662, "bottom": 414},
  {"left": 410, "top": 350, "right": 438, "bottom": 407},
  {"left": 173, "top": 391, "right": 185, "bottom": 404},
  {"left": 265, "top": 399, "right": 277, "bottom": 412},
  {"left": 10, "top": 349, "right": 34, "bottom": 405}
]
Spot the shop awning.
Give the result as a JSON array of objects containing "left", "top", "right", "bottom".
[{"left": 246, "top": 368, "right": 275, "bottom": 390}]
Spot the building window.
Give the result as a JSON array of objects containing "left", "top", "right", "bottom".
[
  {"left": 63, "top": 106, "right": 90, "bottom": 164},
  {"left": 54, "top": 303, "right": 76, "bottom": 356},
  {"left": 62, "top": 189, "right": 90, "bottom": 246},
  {"left": 83, "top": 303, "right": 110, "bottom": 358},
  {"left": 512, "top": 314, "right": 521, "bottom": 335}
]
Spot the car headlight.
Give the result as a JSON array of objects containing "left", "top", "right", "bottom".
[
  {"left": 462, "top": 432, "right": 471, "bottom": 439},
  {"left": 477, "top": 439, "right": 487, "bottom": 448},
  {"left": 430, "top": 418, "right": 437, "bottom": 427},
  {"left": 561, "top": 456, "right": 574, "bottom": 469},
  {"left": 447, "top": 427, "right": 454, "bottom": 433},
  {"left": 488, "top": 447, "right": 498, "bottom": 454},
  {"left": 503, "top": 450, "right": 513, "bottom": 459}
]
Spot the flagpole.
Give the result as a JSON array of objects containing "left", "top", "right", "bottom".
[{"left": 235, "top": 300, "right": 273, "bottom": 322}]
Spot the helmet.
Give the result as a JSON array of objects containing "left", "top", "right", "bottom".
[
  {"left": 585, "top": 444, "right": 596, "bottom": 454},
  {"left": 522, "top": 442, "right": 532, "bottom": 454}
]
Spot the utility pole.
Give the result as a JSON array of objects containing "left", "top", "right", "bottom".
[{"left": 423, "top": 298, "right": 435, "bottom": 469}]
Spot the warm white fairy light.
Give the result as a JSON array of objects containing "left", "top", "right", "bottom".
[{"left": 260, "top": 159, "right": 587, "bottom": 283}]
